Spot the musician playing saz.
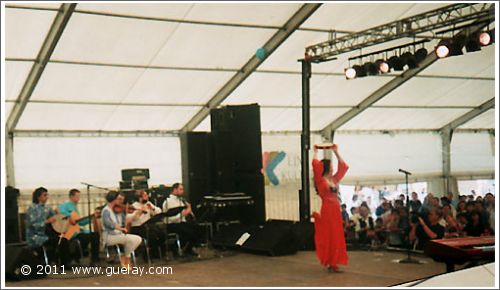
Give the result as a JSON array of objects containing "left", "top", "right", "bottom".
[
  {"left": 58, "top": 189, "right": 101, "bottom": 265},
  {"left": 25, "top": 187, "right": 70, "bottom": 265},
  {"left": 128, "top": 189, "right": 166, "bottom": 258},
  {"left": 162, "top": 183, "right": 203, "bottom": 257}
]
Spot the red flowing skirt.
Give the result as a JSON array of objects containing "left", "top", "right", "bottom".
[{"left": 312, "top": 197, "right": 348, "bottom": 267}]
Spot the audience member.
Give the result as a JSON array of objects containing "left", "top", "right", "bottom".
[
  {"left": 409, "top": 207, "right": 445, "bottom": 250},
  {"left": 409, "top": 192, "right": 422, "bottom": 213},
  {"left": 351, "top": 205, "right": 375, "bottom": 247},
  {"left": 464, "top": 210, "right": 489, "bottom": 237}
]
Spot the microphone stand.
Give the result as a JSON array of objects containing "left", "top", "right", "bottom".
[
  {"left": 81, "top": 182, "right": 110, "bottom": 232},
  {"left": 396, "top": 169, "right": 421, "bottom": 264}
]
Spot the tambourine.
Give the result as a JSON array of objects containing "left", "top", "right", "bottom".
[{"left": 314, "top": 143, "right": 337, "bottom": 150}]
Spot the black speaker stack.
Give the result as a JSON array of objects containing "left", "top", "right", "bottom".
[
  {"left": 5, "top": 187, "right": 47, "bottom": 281},
  {"left": 119, "top": 168, "right": 150, "bottom": 203},
  {"left": 5, "top": 243, "right": 47, "bottom": 281},
  {"left": 181, "top": 104, "right": 265, "bottom": 225},
  {"left": 5, "top": 186, "right": 21, "bottom": 244}
]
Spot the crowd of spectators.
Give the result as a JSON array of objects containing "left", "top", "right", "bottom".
[{"left": 342, "top": 191, "right": 495, "bottom": 251}]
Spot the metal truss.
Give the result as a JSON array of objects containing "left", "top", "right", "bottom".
[{"left": 305, "top": 3, "right": 494, "bottom": 62}]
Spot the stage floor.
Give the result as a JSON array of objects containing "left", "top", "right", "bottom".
[{"left": 6, "top": 249, "right": 446, "bottom": 287}]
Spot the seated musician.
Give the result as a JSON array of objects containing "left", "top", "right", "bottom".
[
  {"left": 162, "top": 183, "right": 203, "bottom": 257},
  {"left": 58, "top": 189, "right": 101, "bottom": 265},
  {"left": 101, "top": 191, "right": 142, "bottom": 268},
  {"left": 409, "top": 206, "right": 445, "bottom": 250},
  {"left": 25, "top": 187, "right": 70, "bottom": 265},
  {"left": 127, "top": 189, "right": 166, "bottom": 258}
]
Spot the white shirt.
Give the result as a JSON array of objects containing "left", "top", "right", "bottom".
[
  {"left": 162, "top": 194, "right": 186, "bottom": 224},
  {"left": 127, "top": 201, "right": 162, "bottom": 227}
]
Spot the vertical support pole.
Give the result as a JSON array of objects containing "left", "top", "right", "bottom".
[
  {"left": 299, "top": 60, "right": 311, "bottom": 222},
  {"left": 442, "top": 128, "right": 453, "bottom": 195},
  {"left": 5, "top": 131, "right": 16, "bottom": 186},
  {"left": 86, "top": 185, "right": 92, "bottom": 232}
]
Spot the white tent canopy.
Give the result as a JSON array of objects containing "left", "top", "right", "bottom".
[{"left": 3, "top": 2, "right": 496, "bottom": 190}]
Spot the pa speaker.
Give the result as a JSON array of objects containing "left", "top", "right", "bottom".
[
  {"left": 241, "top": 220, "right": 299, "bottom": 256},
  {"left": 5, "top": 243, "right": 47, "bottom": 281},
  {"left": 121, "top": 168, "right": 150, "bottom": 181},
  {"left": 5, "top": 186, "right": 21, "bottom": 244},
  {"left": 180, "top": 132, "right": 214, "bottom": 209},
  {"left": 211, "top": 223, "right": 254, "bottom": 250}
]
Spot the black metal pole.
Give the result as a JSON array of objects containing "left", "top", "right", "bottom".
[
  {"left": 398, "top": 169, "right": 421, "bottom": 264},
  {"left": 405, "top": 172, "right": 410, "bottom": 260},
  {"left": 299, "top": 59, "right": 311, "bottom": 222},
  {"left": 87, "top": 184, "right": 92, "bottom": 232}
]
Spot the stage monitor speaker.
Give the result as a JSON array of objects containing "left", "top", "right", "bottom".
[
  {"left": 5, "top": 243, "right": 47, "bottom": 281},
  {"left": 211, "top": 223, "right": 254, "bottom": 250},
  {"left": 121, "top": 168, "right": 150, "bottom": 181},
  {"left": 6, "top": 186, "right": 21, "bottom": 244},
  {"left": 241, "top": 219, "right": 299, "bottom": 256}
]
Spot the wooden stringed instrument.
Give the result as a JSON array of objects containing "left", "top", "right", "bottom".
[{"left": 52, "top": 205, "right": 105, "bottom": 240}]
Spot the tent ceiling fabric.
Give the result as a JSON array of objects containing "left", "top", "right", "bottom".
[
  {"left": 374, "top": 78, "right": 494, "bottom": 107},
  {"left": 457, "top": 109, "right": 495, "bottom": 129},
  {"left": 16, "top": 103, "right": 201, "bottom": 131},
  {"left": 30, "top": 63, "right": 234, "bottom": 104},
  {"left": 5, "top": 61, "right": 33, "bottom": 101},
  {"left": 5, "top": 9, "right": 56, "bottom": 59},
  {"left": 339, "top": 108, "right": 471, "bottom": 130},
  {"left": 5, "top": 3, "right": 496, "bottom": 133},
  {"left": 76, "top": 3, "right": 302, "bottom": 26}
]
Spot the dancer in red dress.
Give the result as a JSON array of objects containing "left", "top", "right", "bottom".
[{"left": 312, "top": 144, "right": 349, "bottom": 272}]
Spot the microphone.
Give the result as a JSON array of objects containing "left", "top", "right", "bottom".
[{"left": 398, "top": 168, "right": 412, "bottom": 175}]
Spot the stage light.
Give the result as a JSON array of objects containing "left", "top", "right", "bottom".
[
  {"left": 465, "top": 32, "right": 482, "bottom": 52},
  {"left": 364, "top": 62, "right": 379, "bottom": 76},
  {"left": 344, "top": 67, "right": 356, "bottom": 79},
  {"left": 388, "top": 55, "right": 405, "bottom": 71},
  {"left": 375, "top": 59, "right": 390, "bottom": 73},
  {"left": 449, "top": 34, "right": 466, "bottom": 56},
  {"left": 479, "top": 31, "right": 492, "bottom": 46},
  {"left": 414, "top": 47, "right": 428, "bottom": 63},
  {"left": 401, "top": 51, "right": 418, "bottom": 69},
  {"left": 436, "top": 39, "right": 451, "bottom": 58},
  {"left": 353, "top": 65, "right": 367, "bottom": 78}
]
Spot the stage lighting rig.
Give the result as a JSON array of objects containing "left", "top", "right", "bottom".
[{"left": 344, "top": 39, "right": 430, "bottom": 79}]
